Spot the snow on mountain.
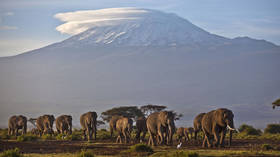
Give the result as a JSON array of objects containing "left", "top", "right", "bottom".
[{"left": 54, "top": 8, "right": 228, "bottom": 47}]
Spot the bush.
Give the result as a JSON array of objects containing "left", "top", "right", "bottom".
[
  {"left": 150, "top": 151, "right": 199, "bottom": 157},
  {"left": 41, "top": 134, "right": 54, "bottom": 140},
  {"left": 130, "top": 144, "right": 153, "bottom": 153},
  {"left": 0, "top": 129, "right": 10, "bottom": 140},
  {"left": 238, "top": 124, "right": 262, "bottom": 136},
  {"left": 16, "top": 134, "right": 37, "bottom": 142},
  {"left": 261, "top": 144, "right": 274, "bottom": 150},
  {"left": 264, "top": 124, "right": 280, "bottom": 134},
  {"left": 77, "top": 149, "right": 95, "bottom": 157},
  {"left": 0, "top": 148, "right": 23, "bottom": 157},
  {"left": 96, "top": 130, "right": 111, "bottom": 140}
]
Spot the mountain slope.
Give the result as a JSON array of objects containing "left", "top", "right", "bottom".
[{"left": 0, "top": 8, "right": 279, "bottom": 128}]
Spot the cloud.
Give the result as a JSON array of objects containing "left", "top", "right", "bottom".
[
  {"left": 0, "top": 12, "right": 17, "bottom": 31},
  {"left": 54, "top": 7, "right": 149, "bottom": 35},
  {"left": 4, "top": 12, "right": 14, "bottom": 16},
  {"left": 0, "top": 25, "right": 17, "bottom": 30}
]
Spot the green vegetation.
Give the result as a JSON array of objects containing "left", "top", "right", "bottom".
[
  {"left": 41, "top": 134, "right": 54, "bottom": 140},
  {"left": 261, "top": 144, "right": 274, "bottom": 150},
  {"left": 150, "top": 151, "right": 198, "bottom": 157},
  {"left": 0, "top": 148, "right": 23, "bottom": 157},
  {"left": 264, "top": 124, "right": 280, "bottom": 134},
  {"left": 77, "top": 150, "right": 95, "bottom": 157},
  {"left": 121, "top": 144, "right": 154, "bottom": 156},
  {"left": 0, "top": 129, "right": 11, "bottom": 140},
  {"left": 238, "top": 124, "right": 262, "bottom": 136},
  {"left": 96, "top": 129, "right": 111, "bottom": 140},
  {"left": 130, "top": 144, "right": 154, "bottom": 153},
  {"left": 16, "top": 134, "right": 37, "bottom": 142}
]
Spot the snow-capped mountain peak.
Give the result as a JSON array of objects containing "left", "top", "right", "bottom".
[{"left": 55, "top": 8, "right": 227, "bottom": 47}]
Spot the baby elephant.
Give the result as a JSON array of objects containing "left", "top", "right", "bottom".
[
  {"left": 8, "top": 115, "right": 27, "bottom": 136},
  {"left": 185, "top": 127, "right": 194, "bottom": 140},
  {"left": 56, "top": 115, "right": 72, "bottom": 135}
]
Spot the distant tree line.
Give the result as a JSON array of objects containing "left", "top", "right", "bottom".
[{"left": 101, "top": 104, "right": 183, "bottom": 122}]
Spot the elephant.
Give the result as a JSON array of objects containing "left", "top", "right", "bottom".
[
  {"left": 186, "top": 127, "right": 194, "bottom": 139},
  {"left": 36, "top": 115, "right": 55, "bottom": 136},
  {"left": 80, "top": 111, "right": 97, "bottom": 141},
  {"left": 115, "top": 117, "right": 133, "bottom": 144},
  {"left": 176, "top": 127, "right": 185, "bottom": 142},
  {"left": 109, "top": 115, "right": 123, "bottom": 138},
  {"left": 8, "top": 115, "right": 27, "bottom": 136},
  {"left": 146, "top": 111, "right": 175, "bottom": 146},
  {"left": 55, "top": 115, "right": 72, "bottom": 135},
  {"left": 201, "top": 108, "right": 237, "bottom": 148},
  {"left": 31, "top": 128, "right": 40, "bottom": 135},
  {"left": 193, "top": 113, "right": 206, "bottom": 140},
  {"left": 135, "top": 116, "right": 147, "bottom": 143}
]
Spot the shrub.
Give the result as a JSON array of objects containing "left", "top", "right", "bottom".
[
  {"left": 264, "top": 124, "right": 280, "bottom": 134},
  {"left": 41, "top": 134, "right": 54, "bottom": 140},
  {"left": 238, "top": 124, "right": 262, "bottom": 136},
  {"left": 96, "top": 130, "right": 111, "bottom": 140},
  {"left": 130, "top": 144, "right": 153, "bottom": 153},
  {"left": 0, "top": 129, "right": 10, "bottom": 140},
  {"left": 77, "top": 149, "right": 95, "bottom": 157},
  {"left": 150, "top": 151, "right": 199, "bottom": 157},
  {"left": 261, "top": 144, "right": 274, "bottom": 150},
  {"left": 0, "top": 148, "right": 23, "bottom": 157},
  {"left": 16, "top": 134, "right": 37, "bottom": 142}
]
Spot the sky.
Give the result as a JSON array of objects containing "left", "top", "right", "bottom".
[{"left": 0, "top": 0, "right": 279, "bottom": 57}]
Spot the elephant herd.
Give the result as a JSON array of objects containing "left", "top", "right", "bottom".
[{"left": 8, "top": 108, "right": 237, "bottom": 148}]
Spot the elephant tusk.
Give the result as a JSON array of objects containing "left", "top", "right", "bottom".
[{"left": 227, "top": 125, "right": 236, "bottom": 131}]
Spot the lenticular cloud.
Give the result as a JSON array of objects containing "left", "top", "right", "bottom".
[{"left": 54, "top": 7, "right": 149, "bottom": 35}]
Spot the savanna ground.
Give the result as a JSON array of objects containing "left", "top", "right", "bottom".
[{"left": 1, "top": 128, "right": 280, "bottom": 157}]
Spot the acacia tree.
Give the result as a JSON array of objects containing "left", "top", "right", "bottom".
[
  {"left": 140, "top": 104, "right": 183, "bottom": 121},
  {"left": 140, "top": 104, "right": 167, "bottom": 116},
  {"left": 272, "top": 98, "right": 280, "bottom": 109},
  {"left": 101, "top": 106, "right": 144, "bottom": 122}
]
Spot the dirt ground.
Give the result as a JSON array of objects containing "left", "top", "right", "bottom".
[{"left": 0, "top": 139, "right": 280, "bottom": 155}]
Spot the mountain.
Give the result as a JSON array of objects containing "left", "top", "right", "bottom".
[{"left": 0, "top": 8, "right": 279, "bottom": 128}]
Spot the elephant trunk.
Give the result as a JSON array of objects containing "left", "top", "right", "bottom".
[{"left": 229, "top": 130, "right": 233, "bottom": 146}]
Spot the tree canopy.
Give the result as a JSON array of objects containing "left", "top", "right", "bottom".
[
  {"left": 101, "top": 106, "right": 144, "bottom": 122},
  {"left": 272, "top": 98, "right": 280, "bottom": 109},
  {"left": 140, "top": 104, "right": 167, "bottom": 116}
]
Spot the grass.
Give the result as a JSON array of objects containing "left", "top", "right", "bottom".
[
  {"left": 150, "top": 150, "right": 198, "bottom": 157},
  {"left": 150, "top": 150, "right": 280, "bottom": 157},
  {"left": 77, "top": 149, "right": 95, "bottom": 157},
  {"left": 16, "top": 134, "right": 37, "bottom": 142},
  {"left": 121, "top": 143, "right": 154, "bottom": 156},
  {"left": 0, "top": 148, "right": 23, "bottom": 157}
]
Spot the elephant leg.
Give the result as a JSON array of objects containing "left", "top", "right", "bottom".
[
  {"left": 219, "top": 130, "right": 226, "bottom": 147},
  {"left": 135, "top": 130, "right": 140, "bottom": 142},
  {"left": 213, "top": 128, "right": 220, "bottom": 147},
  {"left": 123, "top": 130, "right": 127, "bottom": 144},
  {"left": 94, "top": 125, "right": 97, "bottom": 140},
  {"left": 142, "top": 131, "right": 147, "bottom": 142},
  {"left": 205, "top": 133, "right": 212, "bottom": 148},
  {"left": 202, "top": 135, "right": 207, "bottom": 148},
  {"left": 186, "top": 132, "right": 190, "bottom": 141},
  {"left": 82, "top": 129, "right": 86, "bottom": 140},
  {"left": 16, "top": 128, "right": 19, "bottom": 136},
  {"left": 8, "top": 128, "right": 11, "bottom": 136},
  {"left": 158, "top": 127, "right": 164, "bottom": 145},
  {"left": 88, "top": 128, "right": 93, "bottom": 141}
]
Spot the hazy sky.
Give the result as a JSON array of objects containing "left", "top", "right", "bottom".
[{"left": 0, "top": 0, "right": 279, "bottom": 56}]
